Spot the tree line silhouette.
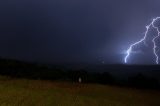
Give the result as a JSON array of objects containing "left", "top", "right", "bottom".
[{"left": 0, "top": 58, "right": 159, "bottom": 89}]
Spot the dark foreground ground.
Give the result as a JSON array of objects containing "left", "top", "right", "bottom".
[{"left": 0, "top": 76, "right": 159, "bottom": 106}]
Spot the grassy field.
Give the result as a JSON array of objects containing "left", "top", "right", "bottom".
[{"left": 0, "top": 76, "right": 159, "bottom": 106}]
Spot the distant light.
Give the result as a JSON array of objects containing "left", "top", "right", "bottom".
[{"left": 78, "top": 77, "right": 82, "bottom": 83}]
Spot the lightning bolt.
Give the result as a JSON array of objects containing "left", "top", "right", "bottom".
[{"left": 124, "top": 17, "right": 160, "bottom": 64}]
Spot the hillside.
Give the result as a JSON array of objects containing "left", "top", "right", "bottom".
[{"left": 0, "top": 76, "right": 159, "bottom": 106}]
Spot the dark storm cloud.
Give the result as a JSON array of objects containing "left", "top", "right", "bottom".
[{"left": 0, "top": 0, "right": 160, "bottom": 64}]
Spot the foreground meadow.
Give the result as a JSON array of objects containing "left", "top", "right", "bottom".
[{"left": 0, "top": 76, "right": 159, "bottom": 106}]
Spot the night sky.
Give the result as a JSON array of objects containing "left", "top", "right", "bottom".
[{"left": 1, "top": 0, "right": 160, "bottom": 64}]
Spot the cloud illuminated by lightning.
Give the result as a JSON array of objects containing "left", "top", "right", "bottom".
[{"left": 125, "top": 17, "right": 160, "bottom": 64}]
